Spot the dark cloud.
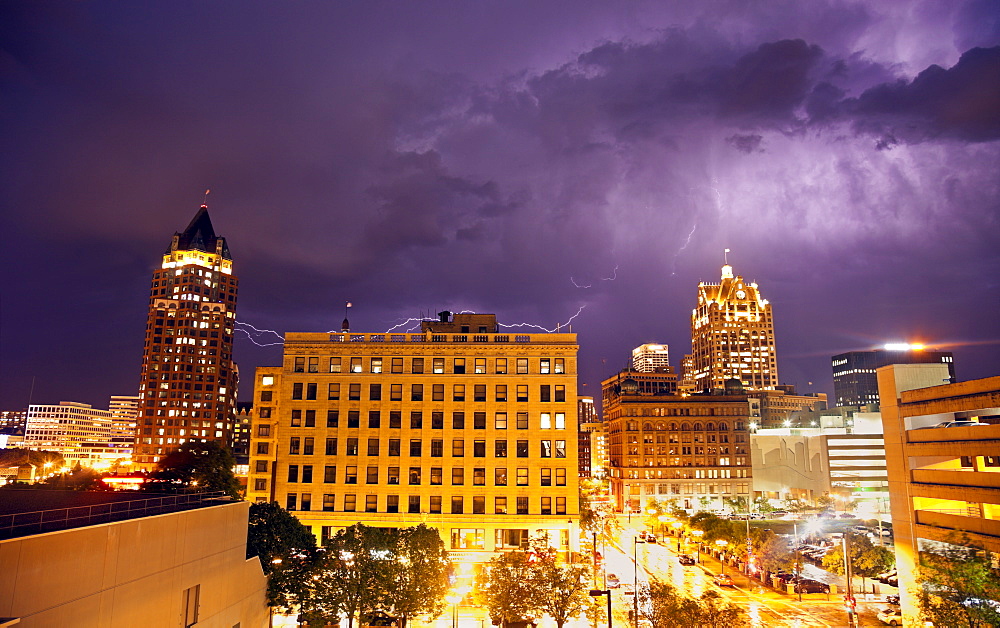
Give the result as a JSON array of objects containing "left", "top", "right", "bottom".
[{"left": 726, "top": 133, "right": 765, "bottom": 154}]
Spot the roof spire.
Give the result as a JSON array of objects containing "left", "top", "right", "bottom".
[{"left": 202, "top": 189, "right": 210, "bottom": 207}]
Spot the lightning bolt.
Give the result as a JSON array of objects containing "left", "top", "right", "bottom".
[
  {"left": 384, "top": 317, "right": 435, "bottom": 333},
  {"left": 499, "top": 305, "right": 586, "bottom": 332},
  {"left": 234, "top": 320, "right": 286, "bottom": 347},
  {"left": 571, "top": 265, "right": 618, "bottom": 288}
]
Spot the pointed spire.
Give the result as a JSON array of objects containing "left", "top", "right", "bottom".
[{"left": 171, "top": 202, "right": 232, "bottom": 259}]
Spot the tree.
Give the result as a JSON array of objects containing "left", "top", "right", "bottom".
[
  {"left": 822, "top": 533, "right": 894, "bottom": 582},
  {"left": 531, "top": 549, "right": 591, "bottom": 628},
  {"left": 0, "top": 448, "right": 64, "bottom": 478},
  {"left": 475, "top": 550, "right": 541, "bottom": 627},
  {"left": 917, "top": 536, "right": 1000, "bottom": 628},
  {"left": 755, "top": 532, "right": 795, "bottom": 578},
  {"left": 696, "top": 590, "right": 749, "bottom": 628},
  {"left": 636, "top": 579, "right": 748, "bottom": 628},
  {"left": 38, "top": 465, "right": 108, "bottom": 490},
  {"left": 386, "top": 524, "right": 451, "bottom": 628},
  {"left": 144, "top": 440, "right": 241, "bottom": 498},
  {"left": 246, "top": 502, "right": 317, "bottom": 610}
]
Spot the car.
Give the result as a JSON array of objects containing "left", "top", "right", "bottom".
[
  {"left": 768, "top": 510, "right": 788, "bottom": 518},
  {"left": 712, "top": 573, "right": 734, "bottom": 587},
  {"left": 884, "top": 594, "right": 900, "bottom": 605},
  {"left": 646, "top": 534, "right": 657, "bottom": 544},
  {"left": 794, "top": 579, "right": 831, "bottom": 594},
  {"left": 678, "top": 555, "right": 696, "bottom": 565},
  {"left": 638, "top": 531, "right": 649, "bottom": 541},
  {"left": 773, "top": 572, "right": 797, "bottom": 583},
  {"left": 876, "top": 570, "right": 897, "bottom": 584},
  {"left": 838, "top": 512, "right": 855, "bottom": 519},
  {"left": 852, "top": 525, "right": 871, "bottom": 534},
  {"left": 931, "top": 420, "right": 989, "bottom": 428},
  {"left": 606, "top": 573, "right": 620, "bottom": 589},
  {"left": 886, "top": 575, "right": 899, "bottom": 587},
  {"left": 877, "top": 607, "right": 903, "bottom": 626}
]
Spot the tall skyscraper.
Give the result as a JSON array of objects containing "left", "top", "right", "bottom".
[
  {"left": 690, "top": 262, "right": 777, "bottom": 391},
  {"left": 631, "top": 343, "right": 670, "bottom": 372},
  {"left": 831, "top": 345, "right": 955, "bottom": 408},
  {"left": 133, "top": 205, "right": 239, "bottom": 468}
]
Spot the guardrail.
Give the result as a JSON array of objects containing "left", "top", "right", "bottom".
[{"left": 0, "top": 491, "right": 230, "bottom": 540}]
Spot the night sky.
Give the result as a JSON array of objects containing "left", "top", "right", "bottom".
[{"left": 2, "top": 1, "right": 998, "bottom": 411}]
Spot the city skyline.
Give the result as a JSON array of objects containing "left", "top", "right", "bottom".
[{"left": 2, "top": 1, "right": 998, "bottom": 411}]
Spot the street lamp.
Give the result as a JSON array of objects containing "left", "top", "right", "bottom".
[
  {"left": 672, "top": 521, "right": 683, "bottom": 551},
  {"left": 715, "top": 540, "right": 729, "bottom": 576},
  {"left": 589, "top": 589, "right": 612, "bottom": 628},
  {"left": 691, "top": 530, "right": 704, "bottom": 563}
]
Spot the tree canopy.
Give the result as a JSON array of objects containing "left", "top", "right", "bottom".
[
  {"left": 918, "top": 536, "right": 1000, "bottom": 628},
  {"left": 144, "top": 440, "right": 241, "bottom": 498},
  {"left": 637, "top": 579, "right": 748, "bottom": 628},
  {"left": 247, "top": 501, "right": 317, "bottom": 610}
]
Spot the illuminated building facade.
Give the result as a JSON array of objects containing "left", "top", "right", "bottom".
[
  {"left": 631, "top": 344, "right": 670, "bottom": 373},
  {"left": 749, "top": 387, "right": 827, "bottom": 428},
  {"left": 247, "top": 312, "right": 580, "bottom": 565},
  {"left": 690, "top": 263, "right": 777, "bottom": 391},
  {"left": 602, "top": 371, "right": 752, "bottom": 513},
  {"left": 578, "top": 396, "right": 606, "bottom": 478},
  {"left": 832, "top": 345, "right": 955, "bottom": 408},
  {"left": 23, "top": 401, "right": 135, "bottom": 468},
  {"left": 134, "top": 205, "right": 239, "bottom": 468},
  {"left": 878, "top": 365, "right": 1000, "bottom": 624}
]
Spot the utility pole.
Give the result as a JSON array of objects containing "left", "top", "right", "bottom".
[{"left": 843, "top": 533, "right": 856, "bottom": 628}]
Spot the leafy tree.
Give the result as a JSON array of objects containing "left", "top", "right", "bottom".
[
  {"left": 822, "top": 533, "right": 894, "bottom": 583},
  {"left": 815, "top": 494, "right": 836, "bottom": 511},
  {"left": 696, "top": 590, "right": 749, "bottom": 628},
  {"left": 387, "top": 524, "right": 451, "bottom": 628},
  {"left": 474, "top": 550, "right": 541, "bottom": 627},
  {"left": 38, "top": 465, "right": 108, "bottom": 490},
  {"left": 917, "top": 536, "right": 1000, "bottom": 628},
  {"left": 637, "top": 579, "right": 748, "bottom": 628},
  {"left": 754, "top": 531, "right": 795, "bottom": 577},
  {"left": 531, "top": 549, "right": 591, "bottom": 628},
  {"left": 246, "top": 502, "right": 317, "bottom": 610},
  {"left": 144, "top": 440, "right": 241, "bottom": 498},
  {"left": 752, "top": 497, "right": 774, "bottom": 513}
]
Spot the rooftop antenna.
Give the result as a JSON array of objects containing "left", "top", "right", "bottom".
[{"left": 202, "top": 189, "right": 211, "bottom": 207}]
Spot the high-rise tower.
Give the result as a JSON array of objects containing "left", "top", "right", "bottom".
[
  {"left": 133, "top": 205, "right": 238, "bottom": 468},
  {"left": 631, "top": 343, "right": 670, "bottom": 372},
  {"left": 689, "top": 262, "right": 777, "bottom": 391}
]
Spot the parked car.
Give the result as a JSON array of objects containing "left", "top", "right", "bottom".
[
  {"left": 607, "top": 573, "right": 620, "bottom": 589},
  {"left": 713, "top": 573, "right": 735, "bottom": 587},
  {"left": 877, "top": 607, "right": 903, "bottom": 626},
  {"left": 886, "top": 575, "right": 899, "bottom": 587},
  {"left": 852, "top": 525, "right": 871, "bottom": 534},
  {"left": 678, "top": 555, "right": 696, "bottom": 565},
  {"left": 773, "top": 572, "right": 797, "bottom": 583},
  {"left": 876, "top": 570, "right": 897, "bottom": 584},
  {"left": 646, "top": 534, "right": 657, "bottom": 544},
  {"left": 884, "top": 594, "right": 900, "bottom": 605},
  {"left": 638, "top": 531, "right": 649, "bottom": 541},
  {"left": 768, "top": 511, "right": 789, "bottom": 518},
  {"left": 794, "top": 579, "right": 831, "bottom": 594}
]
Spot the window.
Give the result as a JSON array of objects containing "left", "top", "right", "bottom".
[
  {"left": 410, "top": 411, "right": 423, "bottom": 429},
  {"left": 432, "top": 412, "right": 444, "bottom": 429},
  {"left": 517, "top": 385, "right": 528, "bottom": 402},
  {"left": 256, "top": 442, "right": 269, "bottom": 455},
  {"left": 495, "top": 497, "right": 508, "bottom": 514},
  {"left": 517, "top": 358, "right": 529, "bottom": 374},
  {"left": 327, "top": 410, "right": 339, "bottom": 427},
  {"left": 474, "top": 412, "right": 486, "bottom": 429},
  {"left": 475, "top": 358, "right": 486, "bottom": 374},
  {"left": 541, "top": 468, "right": 552, "bottom": 486},
  {"left": 291, "top": 410, "right": 302, "bottom": 427},
  {"left": 452, "top": 439, "right": 464, "bottom": 457},
  {"left": 540, "top": 440, "right": 551, "bottom": 458},
  {"left": 516, "top": 496, "right": 528, "bottom": 514},
  {"left": 495, "top": 467, "right": 507, "bottom": 485},
  {"left": 473, "top": 440, "right": 486, "bottom": 457},
  {"left": 303, "top": 437, "right": 314, "bottom": 455},
  {"left": 453, "top": 412, "right": 465, "bottom": 429},
  {"left": 368, "top": 411, "right": 380, "bottom": 429},
  {"left": 495, "top": 412, "right": 508, "bottom": 430},
  {"left": 325, "top": 438, "right": 337, "bottom": 455},
  {"left": 348, "top": 411, "right": 360, "bottom": 428},
  {"left": 409, "top": 467, "right": 421, "bottom": 485},
  {"left": 412, "top": 357, "right": 424, "bottom": 374},
  {"left": 324, "top": 466, "right": 336, "bottom": 483},
  {"left": 386, "top": 494, "right": 399, "bottom": 513},
  {"left": 556, "top": 497, "right": 566, "bottom": 515},
  {"left": 257, "top": 425, "right": 271, "bottom": 437},
  {"left": 516, "top": 440, "right": 529, "bottom": 457},
  {"left": 411, "top": 384, "right": 423, "bottom": 401},
  {"left": 473, "top": 467, "right": 486, "bottom": 485},
  {"left": 432, "top": 384, "right": 444, "bottom": 401},
  {"left": 452, "top": 467, "right": 464, "bottom": 485},
  {"left": 431, "top": 439, "right": 444, "bottom": 457},
  {"left": 255, "top": 460, "right": 268, "bottom": 473},
  {"left": 409, "top": 439, "right": 422, "bottom": 457},
  {"left": 346, "top": 438, "right": 358, "bottom": 455},
  {"left": 367, "top": 438, "right": 379, "bottom": 456},
  {"left": 473, "top": 496, "right": 485, "bottom": 514},
  {"left": 496, "top": 385, "right": 507, "bottom": 402},
  {"left": 516, "top": 468, "right": 528, "bottom": 486},
  {"left": 556, "top": 468, "right": 566, "bottom": 486},
  {"left": 390, "top": 384, "right": 402, "bottom": 402},
  {"left": 555, "top": 385, "right": 566, "bottom": 402},
  {"left": 292, "top": 383, "right": 303, "bottom": 399},
  {"left": 305, "top": 410, "right": 316, "bottom": 427},
  {"left": 344, "top": 494, "right": 356, "bottom": 512},
  {"left": 329, "top": 357, "right": 342, "bottom": 372},
  {"left": 555, "top": 440, "right": 566, "bottom": 458},
  {"left": 555, "top": 412, "right": 566, "bottom": 429},
  {"left": 495, "top": 440, "right": 507, "bottom": 457},
  {"left": 453, "top": 384, "right": 465, "bottom": 402},
  {"left": 388, "top": 439, "right": 400, "bottom": 456},
  {"left": 345, "top": 466, "right": 357, "bottom": 484},
  {"left": 408, "top": 495, "right": 420, "bottom": 513},
  {"left": 183, "top": 584, "right": 200, "bottom": 628},
  {"left": 540, "top": 413, "right": 551, "bottom": 429},
  {"left": 496, "top": 358, "right": 507, "bottom": 374},
  {"left": 294, "top": 357, "right": 305, "bottom": 372},
  {"left": 429, "top": 496, "right": 442, "bottom": 514},
  {"left": 454, "top": 358, "right": 466, "bottom": 374},
  {"left": 451, "top": 496, "right": 464, "bottom": 514},
  {"left": 496, "top": 528, "right": 527, "bottom": 548},
  {"left": 450, "top": 528, "right": 485, "bottom": 549},
  {"left": 367, "top": 466, "right": 378, "bottom": 484},
  {"left": 371, "top": 357, "right": 383, "bottom": 373},
  {"left": 388, "top": 357, "right": 403, "bottom": 373},
  {"left": 350, "top": 357, "right": 362, "bottom": 373},
  {"left": 430, "top": 467, "right": 443, "bottom": 485},
  {"left": 433, "top": 358, "right": 444, "bottom": 374},
  {"left": 308, "top": 357, "right": 319, "bottom": 372},
  {"left": 286, "top": 494, "right": 297, "bottom": 510},
  {"left": 517, "top": 413, "right": 528, "bottom": 429},
  {"left": 541, "top": 497, "right": 552, "bottom": 515},
  {"left": 540, "top": 385, "right": 551, "bottom": 402},
  {"left": 260, "top": 390, "right": 272, "bottom": 402},
  {"left": 323, "top": 494, "right": 335, "bottom": 511},
  {"left": 349, "top": 383, "right": 361, "bottom": 401},
  {"left": 554, "top": 358, "right": 565, "bottom": 373},
  {"left": 540, "top": 358, "right": 551, "bottom": 374},
  {"left": 389, "top": 410, "right": 401, "bottom": 428},
  {"left": 387, "top": 466, "right": 399, "bottom": 484},
  {"left": 258, "top": 406, "right": 271, "bottom": 418},
  {"left": 474, "top": 385, "right": 486, "bottom": 402},
  {"left": 301, "top": 493, "right": 312, "bottom": 511},
  {"left": 254, "top": 478, "right": 266, "bottom": 491},
  {"left": 369, "top": 384, "right": 381, "bottom": 401},
  {"left": 306, "top": 383, "right": 317, "bottom": 400},
  {"left": 289, "top": 437, "right": 301, "bottom": 455}
]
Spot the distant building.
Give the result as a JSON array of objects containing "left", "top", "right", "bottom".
[
  {"left": 23, "top": 401, "right": 135, "bottom": 468},
  {"left": 878, "top": 364, "right": 1000, "bottom": 624},
  {"left": 602, "top": 370, "right": 752, "bottom": 513},
  {"left": 748, "top": 386, "right": 828, "bottom": 428},
  {"left": 0, "top": 490, "right": 268, "bottom": 627},
  {"left": 134, "top": 204, "right": 239, "bottom": 468},
  {"left": 678, "top": 354, "right": 697, "bottom": 394},
  {"left": 577, "top": 396, "right": 606, "bottom": 478},
  {"left": 831, "top": 346, "right": 955, "bottom": 407},
  {"left": 631, "top": 344, "right": 670, "bottom": 373},
  {"left": 247, "top": 312, "right": 581, "bottom": 564},
  {"left": 690, "top": 262, "right": 778, "bottom": 391},
  {"left": 602, "top": 369, "right": 677, "bottom": 397},
  {"left": 0, "top": 410, "right": 26, "bottom": 433}
]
